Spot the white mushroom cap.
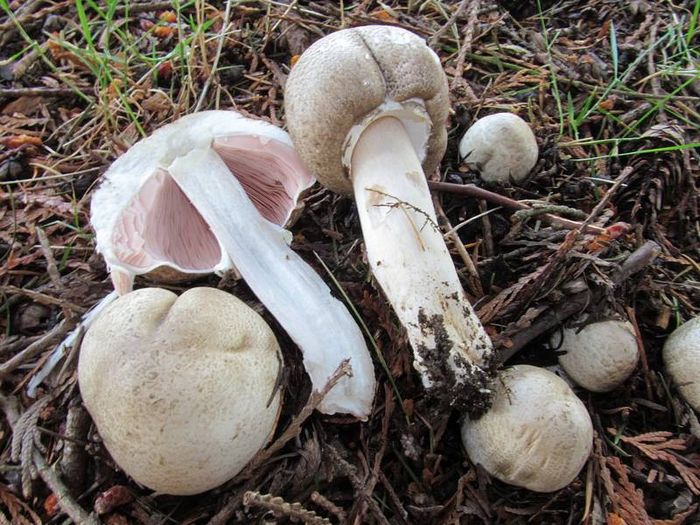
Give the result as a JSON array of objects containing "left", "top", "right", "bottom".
[
  {"left": 285, "top": 25, "right": 449, "bottom": 195},
  {"left": 552, "top": 320, "right": 640, "bottom": 392},
  {"left": 461, "top": 365, "right": 593, "bottom": 492},
  {"left": 78, "top": 287, "right": 282, "bottom": 495},
  {"left": 663, "top": 315, "right": 700, "bottom": 411},
  {"left": 458, "top": 113, "right": 538, "bottom": 183}
]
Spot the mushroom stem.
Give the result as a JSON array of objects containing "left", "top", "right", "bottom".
[
  {"left": 168, "top": 147, "right": 375, "bottom": 419},
  {"left": 350, "top": 117, "right": 493, "bottom": 409}
]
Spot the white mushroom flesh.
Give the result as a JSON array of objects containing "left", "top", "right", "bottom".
[
  {"left": 352, "top": 116, "right": 493, "bottom": 404},
  {"left": 78, "top": 287, "right": 282, "bottom": 495},
  {"left": 461, "top": 365, "right": 593, "bottom": 492},
  {"left": 552, "top": 319, "right": 639, "bottom": 392},
  {"left": 168, "top": 147, "right": 375, "bottom": 418},
  {"left": 663, "top": 315, "right": 700, "bottom": 411}
]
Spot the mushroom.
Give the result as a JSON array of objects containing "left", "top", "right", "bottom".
[
  {"left": 551, "top": 319, "right": 639, "bottom": 392},
  {"left": 285, "top": 25, "right": 494, "bottom": 411},
  {"left": 663, "top": 315, "right": 700, "bottom": 411},
  {"left": 70, "top": 111, "right": 375, "bottom": 419},
  {"left": 460, "top": 365, "right": 593, "bottom": 492},
  {"left": 458, "top": 113, "right": 538, "bottom": 183},
  {"left": 78, "top": 287, "right": 282, "bottom": 495}
]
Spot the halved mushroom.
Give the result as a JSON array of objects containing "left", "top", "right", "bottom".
[
  {"left": 78, "top": 287, "right": 282, "bottom": 495},
  {"left": 285, "top": 26, "right": 494, "bottom": 411},
  {"left": 37, "top": 111, "right": 376, "bottom": 419},
  {"left": 91, "top": 110, "right": 314, "bottom": 293},
  {"left": 458, "top": 113, "right": 538, "bottom": 184},
  {"left": 461, "top": 365, "right": 593, "bottom": 492}
]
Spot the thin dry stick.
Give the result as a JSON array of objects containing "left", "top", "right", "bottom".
[
  {"left": 0, "top": 318, "right": 75, "bottom": 378},
  {"left": 429, "top": 0, "right": 470, "bottom": 47},
  {"left": 450, "top": 0, "right": 481, "bottom": 94},
  {"left": 242, "top": 359, "right": 352, "bottom": 477},
  {"left": 34, "top": 452, "right": 101, "bottom": 525},
  {"left": 3, "top": 286, "right": 85, "bottom": 314},
  {"left": 194, "top": 0, "right": 233, "bottom": 111},
  {"left": 428, "top": 180, "right": 606, "bottom": 234},
  {"left": 310, "top": 491, "right": 347, "bottom": 523},
  {"left": 0, "top": 87, "right": 89, "bottom": 98},
  {"left": 35, "top": 227, "right": 63, "bottom": 290},
  {"left": 498, "top": 240, "right": 661, "bottom": 362},
  {"left": 325, "top": 445, "right": 391, "bottom": 525},
  {"left": 433, "top": 197, "right": 484, "bottom": 297}
]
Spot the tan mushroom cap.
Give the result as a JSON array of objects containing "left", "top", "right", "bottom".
[
  {"left": 461, "top": 365, "right": 593, "bottom": 493},
  {"left": 285, "top": 25, "right": 449, "bottom": 195},
  {"left": 663, "top": 315, "right": 700, "bottom": 412},
  {"left": 553, "top": 320, "right": 639, "bottom": 393},
  {"left": 78, "top": 287, "right": 282, "bottom": 495},
  {"left": 458, "top": 113, "right": 538, "bottom": 183}
]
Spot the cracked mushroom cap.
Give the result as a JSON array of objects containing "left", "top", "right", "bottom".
[
  {"left": 285, "top": 25, "right": 449, "bottom": 195},
  {"left": 461, "top": 365, "right": 593, "bottom": 493},
  {"left": 78, "top": 287, "right": 282, "bottom": 495},
  {"left": 663, "top": 316, "right": 700, "bottom": 411},
  {"left": 458, "top": 113, "right": 538, "bottom": 183},
  {"left": 552, "top": 320, "right": 640, "bottom": 393}
]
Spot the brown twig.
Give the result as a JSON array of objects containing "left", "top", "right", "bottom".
[
  {"left": 498, "top": 240, "right": 661, "bottom": 361},
  {"left": 3, "top": 285, "right": 85, "bottom": 314},
  {"left": 35, "top": 227, "right": 63, "bottom": 290},
  {"left": 0, "top": 87, "right": 89, "bottom": 98},
  {"left": 310, "top": 491, "right": 347, "bottom": 523},
  {"left": 428, "top": 180, "right": 606, "bottom": 234},
  {"left": 0, "top": 318, "right": 75, "bottom": 379},
  {"left": 429, "top": 0, "right": 470, "bottom": 48}
]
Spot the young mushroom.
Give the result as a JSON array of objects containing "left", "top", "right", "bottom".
[
  {"left": 74, "top": 111, "right": 375, "bottom": 419},
  {"left": 285, "top": 25, "right": 494, "bottom": 412},
  {"left": 460, "top": 365, "right": 593, "bottom": 492},
  {"left": 458, "top": 113, "right": 538, "bottom": 183},
  {"left": 78, "top": 287, "right": 282, "bottom": 495},
  {"left": 551, "top": 319, "right": 640, "bottom": 392},
  {"left": 663, "top": 315, "right": 700, "bottom": 411}
]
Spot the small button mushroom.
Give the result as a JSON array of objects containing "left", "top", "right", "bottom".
[
  {"left": 663, "top": 316, "right": 700, "bottom": 411},
  {"left": 458, "top": 113, "right": 538, "bottom": 183},
  {"left": 461, "top": 365, "right": 593, "bottom": 492},
  {"left": 551, "top": 320, "right": 640, "bottom": 392},
  {"left": 285, "top": 25, "right": 494, "bottom": 412},
  {"left": 78, "top": 287, "right": 282, "bottom": 495}
]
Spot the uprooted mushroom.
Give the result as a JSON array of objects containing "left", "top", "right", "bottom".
[
  {"left": 35, "top": 111, "right": 376, "bottom": 419},
  {"left": 285, "top": 25, "right": 495, "bottom": 412}
]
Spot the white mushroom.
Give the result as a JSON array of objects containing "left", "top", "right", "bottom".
[
  {"left": 285, "top": 25, "right": 494, "bottom": 411},
  {"left": 663, "top": 315, "right": 700, "bottom": 411},
  {"left": 461, "top": 365, "right": 593, "bottom": 492},
  {"left": 80, "top": 111, "right": 375, "bottom": 419},
  {"left": 78, "top": 287, "right": 282, "bottom": 495},
  {"left": 551, "top": 319, "right": 639, "bottom": 392},
  {"left": 458, "top": 113, "right": 538, "bottom": 183}
]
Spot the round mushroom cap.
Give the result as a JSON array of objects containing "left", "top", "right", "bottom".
[
  {"left": 78, "top": 287, "right": 282, "bottom": 495},
  {"left": 285, "top": 25, "right": 449, "bottom": 195},
  {"left": 663, "top": 315, "right": 700, "bottom": 411},
  {"left": 458, "top": 113, "right": 538, "bottom": 183},
  {"left": 553, "top": 320, "right": 639, "bottom": 392},
  {"left": 461, "top": 365, "right": 593, "bottom": 493}
]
